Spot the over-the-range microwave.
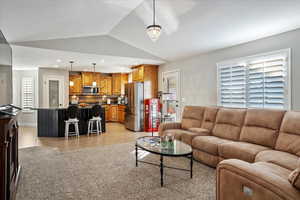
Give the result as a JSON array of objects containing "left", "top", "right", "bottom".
[{"left": 83, "top": 86, "right": 99, "bottom": 94}]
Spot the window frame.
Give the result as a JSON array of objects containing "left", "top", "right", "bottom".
[{"left": 217, "top": 48, "right": 291, "bottom": 110}]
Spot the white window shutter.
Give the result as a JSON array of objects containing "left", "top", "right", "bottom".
[
  {"left": 219, "top": 65, "right": 246, "bottom": 108},
  {"left": 218, "top": 49, "right": 290, "bottom": 110},
  {"left": 22, "top": 77, "right": 34, "bottom": 110},
  {"left": 248, "top": 58, "right": 286, "bottom": 109}
]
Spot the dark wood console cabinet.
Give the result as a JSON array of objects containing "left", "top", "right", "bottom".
[{"left": 0, "top": 115, "right": 21, "bottom": 200}]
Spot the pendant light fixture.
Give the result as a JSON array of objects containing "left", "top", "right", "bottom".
[
  {"left": 69, "top": 61, "right": 74, "bottom": 87},
  {"left": 146, "top": 0, "right": 161, "bottom": 42},
  {"left": 92, "top": 63, "right": 97, "bottom": 87}
]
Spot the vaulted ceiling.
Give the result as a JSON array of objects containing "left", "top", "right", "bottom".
[{"left": 1, "top": 0, "right": 300, "bottom": 71}]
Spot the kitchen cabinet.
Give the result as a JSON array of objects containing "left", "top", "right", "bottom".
[
  {"left": 99, "top": 76, "right": 112, "bottom": 96},
  {"left": 103, "top": 105, "right": 109, "bottom": 121},
  {"left": 95, "top": 73, "right": 102, "bottom": 89},
  {"left": 132, "top": 67, "right": 144, "bottom": 82},
  {"left": 131, "top": 65, "right": 158, "bottom": 98},
  {"left": 69, "top": 72, "right": 129, "bottom": 98},
  {"left": 104, "top": 105, "right": 125, "bottom": 123},
  {"left": 112, "top": 73, "right": 121, "bottom": 96},
  {"left": 81, "top": 72, "right": 95, "bottom": 86},
  {"left": 108, "top": 105, "right": 118, "bottom": 122},
  {"left": 69, "top": 73, "right": 82, "bottom": 94},
  {"left": 112, "top": 73, "right": 128, "bottom": 96},
  {"left": 120, "top": 74, "right": 128, "bottom": 95},
  {"left": 118, "top": 105, "right": 126, "bottom": 123}
]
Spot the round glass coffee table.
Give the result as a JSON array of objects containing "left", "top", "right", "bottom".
[{"left": 135, "top": 136, "right": 193, "bottom": 187}]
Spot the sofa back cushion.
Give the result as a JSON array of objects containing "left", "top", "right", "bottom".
[
  {"left": 201, "top": 107, "right": 219, "bottom": 131},
  {"left": 181, "top": 106, "right": 205, "bottom": 130},
  {"left": 276, "top": 111, "right": 300, "bottom": 156},
  {"left": 212, "top": 108, "right": 246, "bottom": 140},
  {"left": 240, "top": 109, "right": 285, "bottom": 148}
]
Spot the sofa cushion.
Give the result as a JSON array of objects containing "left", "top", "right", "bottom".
[
  {"left": 188, "top": 128, "right": 209, "bottom": 134},
  {"left": 219, "top": 142, "right": 270, "bottom": 163},
  {"left": 276, "top": 111, "right": 300, "bottom": 156},
  {"left": 255, "top": 150, "right": 299, "bottom": 171},
  {"left": 253, "top": 162, "right": 292, "bottom": 180},
  {"left": 212, "top": 108, "right": 246, "bottom": 141},
  {"left": 193, "top": 149, "right": 220, "bottom": 167},
  {"left": 240, "top": 109, "right": 285, "bottom": 148},
  {"left": 163, "top": 129, "right": 193, "bottom": 140},
  {"left": 181, "top": 106, "right": 205, "bottom": 130},
  {"left": 201, "top": 107, "right": 219, "bottom": 131},
  {"left": 289, "top": 159, "right": 300, "bottom": 189},
  {"left": 181, "top": 130, "right": 210, "bottom": 145},
  {"left": 159, "top": 122, "right": 182, "bottom": 137},
  {"left": 192, "top": 136, "right": 232, "bottom": 156}
]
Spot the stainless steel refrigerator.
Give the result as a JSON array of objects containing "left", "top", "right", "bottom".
[{"left": 124, "top": 82, "right": 144, "bottom": 131}]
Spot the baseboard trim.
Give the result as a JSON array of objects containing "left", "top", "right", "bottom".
[{"left": 19, "top": 123, "right": 37, "bottom": 127}]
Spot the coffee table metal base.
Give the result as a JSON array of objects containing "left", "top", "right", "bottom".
[{"left": 135, "top": 144, "right": 193, "bottom": 187}]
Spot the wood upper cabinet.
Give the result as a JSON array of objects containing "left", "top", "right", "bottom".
[
  {"left": 131, "top": 65, "right": 158, "bottom": 98},
  {"left": 132, "top": 67, "right": 144, "bottom": 82},
  {"left": 95, "top": 73, "right": 102, "bottom": 90},
  {"left": 99, "top": 75, "right": 112, "bottom": 96},
  {"left": 69, "top": 72, "right": 129, "bottom": 97},
  {"left": 69, "top": 73, "right": 82, "bottom": 94},
  {"left": 112, "top": 73, "right": 121, "bottom": 96},
  {"left": 120, "top": 74, "right": 128, "bottom": 95},
  {"left": 81, "top": 72, "right": 95, "bottom": 86},
  {"left": 112, "top": 73, "right": 128, "bottom": 96}
]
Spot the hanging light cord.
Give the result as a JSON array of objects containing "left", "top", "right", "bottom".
[
  {"left": 70, "top": 61, "right": 74, "bottom": 72},
  {"left": 93, "top": 63, "right": 96, "bottom": 83},
  {"left": 93, "top": 63, "right": 96, "bottom": 73}
]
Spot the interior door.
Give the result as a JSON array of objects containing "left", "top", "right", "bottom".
[
  {"left": 44, "top": 76, "right": 64, "bottom": 108},
  {"left": 49, "top": 80, "right": 60, "bottom": 108},
  {"left": 162, "top": 70, "right": 181, "bottom": 122}
]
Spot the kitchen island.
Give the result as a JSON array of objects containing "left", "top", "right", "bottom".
[{"left": 35, "top": 106, "right": 106, "bottom": 137}]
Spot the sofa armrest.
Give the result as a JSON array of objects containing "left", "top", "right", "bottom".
[
  {"left": 217, "top": 159, "right": 300, "bottom": 200},
  {"left": 158, "top": 122, "right": 182, "bottom": 137}
]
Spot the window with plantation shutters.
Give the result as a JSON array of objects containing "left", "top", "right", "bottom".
[
  {"left": 219, "top": 65, "right": 246, "bottom": 108},
  {"left": 218, "top": 49, "right": 290, "bottom": 110},
  {"left": 22, "top": 77, "right": 34, "bottom": 111},
  {"left": 248, "top": 58, "right": 287, "bottom": 109}
]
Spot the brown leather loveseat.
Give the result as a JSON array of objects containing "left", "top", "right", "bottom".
[{"left": 159, "top": 106, "right": 300, "bottom": 200}]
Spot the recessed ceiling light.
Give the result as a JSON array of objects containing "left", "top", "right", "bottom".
[{"left": 56, "top": 59, "right": 62, "bottom": 63}]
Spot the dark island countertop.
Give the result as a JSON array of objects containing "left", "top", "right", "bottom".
[
  {"left": 32, "top": 104, "right": 126, "bottom": 110},
  {"left": 36, "top": 106, "right": 106, "bottom": 137}
]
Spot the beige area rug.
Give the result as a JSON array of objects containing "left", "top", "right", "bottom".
[{"left": 17, "top": 143, "right": 216, "bottom": 200}]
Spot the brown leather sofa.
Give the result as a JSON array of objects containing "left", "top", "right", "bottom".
[{"left": 159, "top": 106, "right": 300, "bottom": 200}]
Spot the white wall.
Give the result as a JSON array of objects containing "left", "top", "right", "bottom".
[
  {"left": 159, "top": 28, "right": 300, "bottom": 110},
  {"left": 13, "top": 69, "right": 38, "bottom": 126},
  {"left": 38, "top": 68, "right": 69, "bottom": 107}
]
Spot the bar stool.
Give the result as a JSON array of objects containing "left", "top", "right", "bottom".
[
  {"left": 65, "top": 105, "right": 80, "bottom": 139},
  {"left": 87, "top": 105, "right": 102, "bottom": 136}
]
